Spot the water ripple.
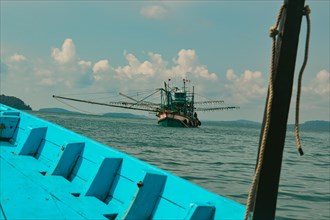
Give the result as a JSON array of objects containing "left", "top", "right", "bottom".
[{"left": 32, "top": 112, "right": 330, "bottom": 220}]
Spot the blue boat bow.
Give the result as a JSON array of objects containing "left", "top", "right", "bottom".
[{"left": 0, "top": 104, "right": 245, "bottom": 219}]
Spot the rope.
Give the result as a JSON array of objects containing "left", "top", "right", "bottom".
[
  {"left": 54, "top": 97, "right": 95, "bottom": 114},
  {"left": 244, "top": 5, "right": 286, "bottom": 220},
  {"left": 244, "top": 4, "right": 311, "bottom": 219},
  {"left": 295, "top": 5, "right": 311, "bottom": 156}
]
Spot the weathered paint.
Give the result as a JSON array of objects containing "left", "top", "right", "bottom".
[
  {"left": 0, "top": 104, "right": 245, "bottom": 219},
  {"left": 158, "top": 112, "right": 200, "bottom": 128},
  {"left": 158, "top": 117, "right": 185, "bottom": 127}
]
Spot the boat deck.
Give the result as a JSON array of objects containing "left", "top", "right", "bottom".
[
  {"left": 1, "top": 141, "right": 118, "bottom": 220},
  {"left": 0, "top": 105, "right": 245, "bottom": 219}
]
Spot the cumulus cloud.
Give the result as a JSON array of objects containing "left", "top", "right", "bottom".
[
  {"left": 51, "top": 38, "right": 76, "bottom": 64},
  {"left": 175, "top": 49, "right": 196, "bottom": 70},
  {"left": 140, "top": 5, "right": 167, "bottom": 19},
  {"left": 8, "top": 53, "right": 27, "bottom": 62},
  {"left": 115, "top": 51, "right": 155, "bottom": 79},
  {"left": 79, "top": 60, "right": 92, "bottom": 72},
  {"left": 113, "top": 49, "right": 217, "bottom": 84},
  {"left": 149, "top": 52, "right": 167, "bottom": 68},
  {"left": 93, "top": 60, "right": 110, "bottom": 73},
  {"left": 303, "top": 69, "right": 329, "bottom": 95},
  {"left": 169, "top": 49, "right": 217, "bottom": 80},
  {"left": 195, "top": 66, "right": 217, "bottom": 80},
  {"left": 2, "top": 37, "right": 220, "bottom": 100},
  {"left": 34, "top": 68, "right": 56, "bottom": 86},
  {"left": 225, "top": 69, "right": 267, "bottom": 104},
  {"left": 73, "top": 60, "right": 93, "bottom": 87},
  {"left": 92, "top": 59, "right": 111, "bottom": 81},
  {"left": 48, "top": 39, "right": 218, "bottom": 88}
]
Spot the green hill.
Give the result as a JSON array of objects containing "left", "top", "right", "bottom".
[
  {"left": 0, "top": 95, "right": 32, "bottom": 110},
  {"left": 103, "top": 112, "right": 149, "bottom": 119},
  {"left": 39, "top": 108, "right": 79, "bottom": 114}
]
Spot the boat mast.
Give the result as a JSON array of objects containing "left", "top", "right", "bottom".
[
  {"left": 183, "top": 78, "right": 186, "bottom": 93},
  {"left": 192, "top": 86, "right": 195, "bottom": 116},
  {"left": 165, "top": 79, "right": 172, "bottom": 111},
  {"left": 252, "top": 0, "right": 306, "bottom": 219}
]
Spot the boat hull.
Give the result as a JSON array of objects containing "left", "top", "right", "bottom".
[
  {"left": 0, "top": 104, "right": 244, "bottom": 219},
  {"left": 157, "top": 112, "right": 200, "bottom": 128},
  {"left": 158, "top": 116, "right": 187, "bottom": 127}
]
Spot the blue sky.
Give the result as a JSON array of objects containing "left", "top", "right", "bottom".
[{"left": 1, "top": 1, "right": 329, "bottom": 122}]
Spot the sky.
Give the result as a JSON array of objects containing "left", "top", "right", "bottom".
[{"left": 1, "top": 0, "right": 329, "bottom": 123}]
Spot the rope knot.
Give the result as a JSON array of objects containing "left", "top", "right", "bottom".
[
  {"left": 269, "top": 26, "right": 279, "bottom": 38},
  {"left": 303, "top": 5, "right": 311, "bottom": 16}
]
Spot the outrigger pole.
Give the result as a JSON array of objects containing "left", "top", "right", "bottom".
[
  {"left": 251, "top": 0, "right": 306, "bottom": 219},
  {"left": 52, "top": 95, "right": 158, "bottom": 112}
]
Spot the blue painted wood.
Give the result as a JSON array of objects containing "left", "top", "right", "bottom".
[
  {"left": 150, "top": 197, "right": 186, "bottom": 219},
  {"left": 34, "top": 139, "right": 60, "bottom": 164},
  {"left": 121, "top": 171, "right": 167, "bottom": 219},
  {"left": 84, "top": 157, "right": 123, "bottom": 201},
  {"left": 107, "top": 173, "right": 136, "bottom": 205},
  {"left": 15, "top": 126, "right": 47, "bottom": 155},
  {"left": 69, "top": 154, "right": 97, "bottom": 184},
  {"left": 184, "top": 203, "right": 215, "bottom": 220},
  {"left": 48, "top": 142, "right": 85, "bottom": 179},
  {"left": 0, "top": 104, "right": 246, "bottom": 219},
  {"left": 0, "top": 156, "right": 85, "bottom": 219},
  {"left": 0, "top": 204, "right": 5, "bottom": 220},
  {"left": 0, "top": 142, "right": 114, "bottom": 220},
  {"left": 0, "top": 114, "right": 19, "bottom": 139}
]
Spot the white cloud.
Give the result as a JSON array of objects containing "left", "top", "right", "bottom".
[
  {"left": 140, "top": 5, "right": 167, "bottom": 19},
  {"left": 34, "top": 68, "right": 55, "bottom": 86},
  {"left": 51, "top": 38, "right": 76, "bottom": 64},
  {"left": 8, "top": 53, "right": 27, "bottom": 62},
  {"left": 226, "top": 69, "right": 237, "bottom": 81},
  {"left": 93, "top": 60, "right": 110, "bottom": 73},
  {"left": 302, "top": 69, "right": 329, "bottom": 95},
  {"left": 149, "top": 52, "right": 167, "bottom": 69},
  {"left": 92, "top": 59, "right": 111, "bottom": 81},
  {"left": 78, "top": 60, "right": 92, "bottom": 72},
  {"left": 115, "top": 51, "right": 155, "bottom": 78},
  {"left": 311, "top": 69, "right": 329, "bottom": 95},
  {"left": 112, "top": 49, "right": 217, "bottom": 84},
  {"left": 195, "top": 65, "right": 217, "bottom": 80},
  {"left": 169, "top": 49, "right": 217, "bottom": 80},
  {"left": 225, "top": 69, "right": 267, "bottom": 104},
  {"left": 1, "top": 38, "right": 232, "bottom": 110},
  {"left": 175, "top": 49, "right": 196, "bottom": 70}
]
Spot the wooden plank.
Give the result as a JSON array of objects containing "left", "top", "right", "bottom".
[
  {"left": 84, "top": 157, "right": 123, "bottom": 201},
  {"left": 253, "top": 0, "right": 306, "bottom": 219}
]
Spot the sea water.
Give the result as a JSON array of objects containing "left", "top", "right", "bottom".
[{"left": 31, "top": 111, "right": 330, "bottom": 220}]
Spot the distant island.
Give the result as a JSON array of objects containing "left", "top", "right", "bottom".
[
  {"left": 39, "top": 108, "right": 80, "bottom": 114},
  {"left": 216, "top": 119, "right": 261, "bottom": 126},
  {"left": 2, "top": 99, "right": 327, "bottom": 130},
  {"left": 293, "top": 120, "right": 330, "bottom": 131},
  {"left": 211, "top": 119, "right": 329, "bottom": 132},
  {"left": 0, "top": 94, "right": 32, "bottom": 110},
  {"left": 39, "top": 107, "right": 149, "bottom": 119},
  {"left": 103, "top": 112, "right": 149, "bottom": 119}
]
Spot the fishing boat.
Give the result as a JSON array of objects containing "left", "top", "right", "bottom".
[
  {"left": 157, "top": 79, "right": 202, "bottom": 128},
  {"left": 53, "top": 79, "right": 239, "bottom": 128},
  {"left": 0, "top": 0, "right": 310, "bottom": 219}
]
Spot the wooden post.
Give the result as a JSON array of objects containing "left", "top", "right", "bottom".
[{"left": 252, "top": 0, "right": 305, "bottom": 219}]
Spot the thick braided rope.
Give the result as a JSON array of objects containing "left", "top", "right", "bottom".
[
  {"left": 295, "top": 5, "right": 311, "bottom": 156},
  {"left": 243, "top": 5, "right": 286, "bottom": 220}
]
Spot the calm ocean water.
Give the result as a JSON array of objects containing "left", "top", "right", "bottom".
[{"left": 31, "top": 111, "right": 330, "bottom": 220}]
